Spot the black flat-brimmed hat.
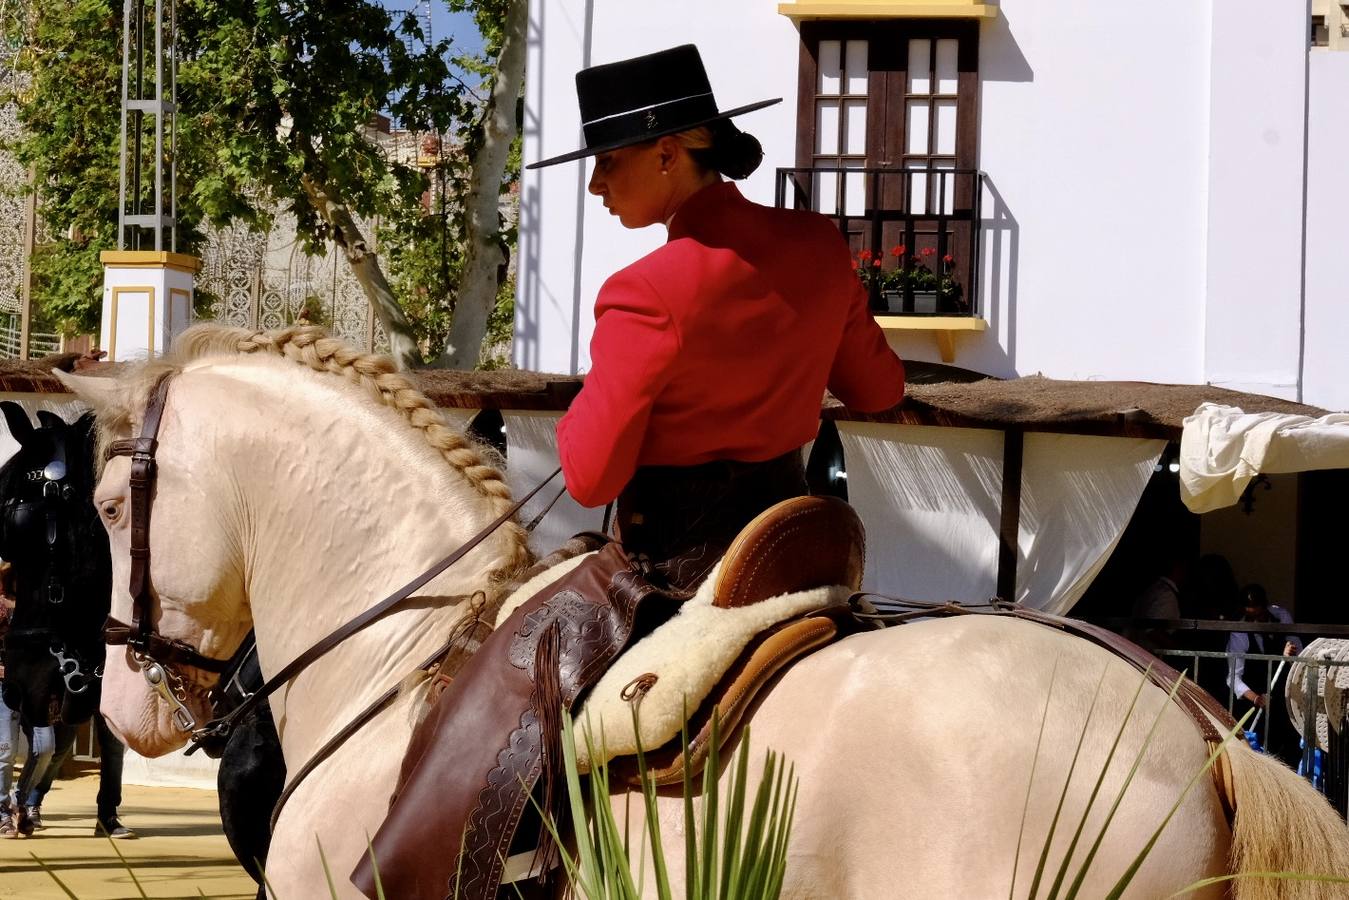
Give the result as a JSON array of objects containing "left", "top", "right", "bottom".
[{"left": 526, "top": 44, "right": 781, "bottom": 169}]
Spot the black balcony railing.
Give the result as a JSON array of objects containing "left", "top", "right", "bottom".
[{"left": 775, "top": 167, "right": 986, "bottom": 318}]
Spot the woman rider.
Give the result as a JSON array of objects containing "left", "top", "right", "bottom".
[
  {"left": 544, "top": 44, "right": 905, "bottom": 584},
  {"left": 358, "top": 44, "right": 906, "bottom": 900}
]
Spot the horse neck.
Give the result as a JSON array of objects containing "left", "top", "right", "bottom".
[{"left": 220, "top": 364, "right": 513, "bottom": 761}]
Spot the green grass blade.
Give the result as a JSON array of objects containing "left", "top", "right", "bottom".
[
  {"left": 700, "top": 713, "right": 722, "bottom": 898},
  {"left": 1026, "top": 664, "right": 1109, "bottom": 900},
  {"left": 1102, "top": 710, "right": 1253, "bottom": 900},
  {"left": 258, "top": 861, "right": 282, "bottom": 900},
  {"left": 103, "top": 831, "right": 151, "bottom": 898},
  {"left": 563, "top": 711, "right": 604, "bottom": 899},
  {"left": 1046, "top": 665, "right": 1154, "bottom": 900},
  {"left": 1065, "top": 669, "right": 1193, "bottom": 897},
  {"left": 364, "top": 834, "right": 386, "bottom": 900},
  {"left": 1165, "top": 871, "right": 1349, "bottom": 897},
  {"left": 316, "top": 837, "right": 339, "bottom": 899},
  {"left": 631, "top": 701, "right": 672, "bottom": 900},
  {"left": 719, "top": 733, "right": 753, "bottom": 900},
  {"left": 683, "top": 712, "right": 700, "bottom": 900},
  {"left": 29, "top": 853, "right": 80, "bottom": 900},
  {"left": 1011, "top": 654, "right": 1061, "bottom": 900}
]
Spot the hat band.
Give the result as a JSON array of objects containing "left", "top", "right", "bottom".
[{"left": 582, "top": 93, "right": 720, "bottom": 148}]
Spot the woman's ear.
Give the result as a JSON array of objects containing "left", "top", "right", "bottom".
[{"left": 655, "top": 136, "right": 681, "bottom": 175}]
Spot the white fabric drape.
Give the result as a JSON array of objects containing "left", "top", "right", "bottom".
[
  {"left": 1180, "top": 402, "right": 1349, "bottom": 513},
  {"left": 838, "top": 423, "right": 1163, "bottom": 614},
  {"left": 502, "top": 410, "right": 605, "bottom": 554}
]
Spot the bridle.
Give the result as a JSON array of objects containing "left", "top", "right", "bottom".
[
  {"left": 101, "top": 370, "right": 564, "bottom": 812},
  {"left": 102, "top": 373, "right": 232, "bottom": 730}
]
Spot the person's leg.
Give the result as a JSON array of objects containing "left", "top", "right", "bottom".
[
  {"left": 0, "top": 692, "right": 17, "bottom": 837},
  {"left": 0, "top": 690, "right": 17, "bottom": 803},
  {"left": 15, "top": 722, "right": 56, "bottom": 808},
  {"left": 13, "top": 722, "right": 56, "bottom": 836},
  {"left": 94, "top": 713, "right": 129, "bottom": 830}
]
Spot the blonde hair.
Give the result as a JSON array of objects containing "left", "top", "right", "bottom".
[
  {"left": 670, "top": 122, "right": 763, "bottom": 179},
  {"left": 98, "top": 324, "right": 530, "bottom": 578}
]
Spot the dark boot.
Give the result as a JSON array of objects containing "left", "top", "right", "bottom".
[
  {"left": 0, "top": 800, "right": 16, "bottom": 838},
  {"left": 15, "top": 804, "right": 34, "bottom": 838}
]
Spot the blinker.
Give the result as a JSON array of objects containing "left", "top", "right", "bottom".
[{"left": 42, "top": 460, "right": 67, "bottom": 482}]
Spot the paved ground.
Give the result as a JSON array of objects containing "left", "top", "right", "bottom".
[{"left": 0, "top": 766, "right": 257, "bottom": 900}]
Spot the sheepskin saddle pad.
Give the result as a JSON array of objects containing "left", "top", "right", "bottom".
[{"left": 493, "top": 495, "right": 866, "bottom": 777}]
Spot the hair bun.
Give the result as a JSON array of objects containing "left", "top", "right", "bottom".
[{"left": 716, "top": 128, "right": 763, "bottom": 180}]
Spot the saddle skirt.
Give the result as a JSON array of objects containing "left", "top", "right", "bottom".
[{"left": 498, "top": 553, "right": 853, "bottom": 771}]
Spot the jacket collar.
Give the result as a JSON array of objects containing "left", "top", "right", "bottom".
[{"left": 667, "top": 181, "right": 745, "bottom": 241}]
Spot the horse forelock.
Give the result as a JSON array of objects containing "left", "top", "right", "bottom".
[{"left": 95, "top": 324, "right": 530, "bottom": 580}]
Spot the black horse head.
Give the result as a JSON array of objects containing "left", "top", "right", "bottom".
[{"left": 0, "top": 402, "right": 111, "bottom": 727}]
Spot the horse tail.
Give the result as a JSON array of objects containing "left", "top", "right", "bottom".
[{"left": 1225, "top": 741, "right": 1349, "bottom": 898}]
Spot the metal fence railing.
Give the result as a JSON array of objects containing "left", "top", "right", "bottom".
[
  {"left": 1157, "top": 647, "right": 1349, "bottom": 818},
  {"left": 0, "top": 313, "right": 61, "bottom": 359}
]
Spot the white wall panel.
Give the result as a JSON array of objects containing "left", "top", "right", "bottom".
[
  {"left": 1302, "top": 51, "right": 1349, "bottom": 412},
  {"left": 1204, "top": 1, "right": 1308, "bottom": 400}
]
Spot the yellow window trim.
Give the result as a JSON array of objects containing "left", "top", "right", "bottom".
[
  {"left": 100, "top": 250, "right": 202, "bottom": 274},
  {"left": 778, "top": 0, "right": 998, "bottom": 20},
  {"left": 875, "top": 314, "right": 987, "bottom": 363}
]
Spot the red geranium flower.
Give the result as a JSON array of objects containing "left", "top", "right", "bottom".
[
  {"left": 872, "top": 259, "right": 882, "bottom": 268},
  {"left": 890, "top": 245, "right": 906, "bottom": 257},
  {"left": 859, "top": 249, "right": 873, "bottom": 261},
  {"left": 920, "top": 247, "right": 935, "bottom": 257},
  {"left": 943, "top": 254, "right": 954, "bottom": 264}
]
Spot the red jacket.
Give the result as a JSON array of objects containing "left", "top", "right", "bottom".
[{"left": 558, "top": 181, "right": 905, "bottom": 507}]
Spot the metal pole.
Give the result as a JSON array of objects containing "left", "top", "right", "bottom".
[
  {"left": 18, "top": 166, "right": 36, "bottom": 360},
  {"left": 168, "top": 0, "right": 176, "bottom": 252},
  {"left": 117, "top": 0, "right": 132, "bottom": 249},
  {"left": 996, "top": 428, "right": 1024, "bottom": 601},
  {"left": 1303, "top": 662, "right": 1319, "bottom": 783},
  {"left": 153, "top": 0, "right": 163, "bottom": 251}
]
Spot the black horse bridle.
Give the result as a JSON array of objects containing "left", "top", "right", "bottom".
[{"left": 102, "top": 371, "right": 562, "bottom": 812}]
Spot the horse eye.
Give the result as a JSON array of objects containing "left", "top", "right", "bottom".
[{"left": 101, "top": 502, "right": 122, "bottom": 522}]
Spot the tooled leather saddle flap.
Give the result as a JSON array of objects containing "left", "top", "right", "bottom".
[{"left": 352, "top": 541, "right": 684, "bottom": 900}]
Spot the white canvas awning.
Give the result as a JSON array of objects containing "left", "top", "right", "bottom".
[{"left": 1180, "top": 402, "right": 1349, "bottom": 513}]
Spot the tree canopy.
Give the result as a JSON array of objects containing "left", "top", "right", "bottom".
[{"left": 4, "top": 0, "right": 524, "bottom": 368}]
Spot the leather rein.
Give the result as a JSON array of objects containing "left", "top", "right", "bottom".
[{"left": 102, "top": 371, "right": 563, "bottom": 785}]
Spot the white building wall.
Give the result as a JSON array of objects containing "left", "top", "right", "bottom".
[
  {"left": 1203, "top": 2, "right": 1309, "bottom": 401},
  {"left": 1302, "top": 50, "right": 1349, "bottom": 412},
  {"left": 963, "top": 0, "right": 1212, "bottom": 382},
  {"left": 519, "top": 1, "right": 1345, "bottom": 408}
]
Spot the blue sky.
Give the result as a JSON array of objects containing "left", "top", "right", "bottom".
[{"left": 379, "top": 1, "right": 486, "bottom": 56}]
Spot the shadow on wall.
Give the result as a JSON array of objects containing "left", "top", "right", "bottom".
[
  {"left": 981, "top": 10, "right": 1034, "bottom": 84},
  {"left": 955, "top": 9, "right": 1031, "bottom": 378},
  {"left": 976, "top": 175, "right": 1020, "bottom": 377},
  {"left": 514, "top": 0, "right": 596, "bottom": 375}
]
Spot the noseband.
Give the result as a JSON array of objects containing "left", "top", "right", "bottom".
[{"left": 102, "top": 373, "right": 231, "bottom": 731}]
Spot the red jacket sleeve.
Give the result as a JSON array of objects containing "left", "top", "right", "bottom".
[
  {"left": 557, "top": 269, "right": 681, "bottom": 508},
  {"left": 828, "top": 254, "right": 906, "bottom": 412}
]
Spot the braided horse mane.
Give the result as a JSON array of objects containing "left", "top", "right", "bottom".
[{"left": 92, "top": 324, "right": 531, "bottom": 582}]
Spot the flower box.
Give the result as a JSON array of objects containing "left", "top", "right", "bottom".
[{"left": 882, "top": 290, "right": 939, "bottom": 315}]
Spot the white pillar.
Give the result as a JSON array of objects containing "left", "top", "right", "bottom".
[{"left": 99, "top": 251, "right": 199, "bottom": 361}]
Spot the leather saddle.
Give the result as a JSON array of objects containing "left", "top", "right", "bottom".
[{"left": 355, "top": 494, "right": 868, "bottom": 900}]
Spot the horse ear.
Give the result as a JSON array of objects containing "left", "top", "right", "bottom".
[
  {"left": 53, "top": 370, "right": 122, "bottom": 417},
  {"left": 35, "top": 410, "right": 65, "bottom": 429},
  {"left": 1, "top": 401, "right": 34, "bottom": 446}
]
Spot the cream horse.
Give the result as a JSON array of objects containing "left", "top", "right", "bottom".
[{"left": 59, "top": 326, "right": 1349, "bottom": 900}]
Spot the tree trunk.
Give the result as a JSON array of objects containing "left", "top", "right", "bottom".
[
  {"left": 433, "top": 0, "right": 529, "bottom": 370},
  {"left": 301, "top": 174, "right": 422, "bottom": 370}
]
